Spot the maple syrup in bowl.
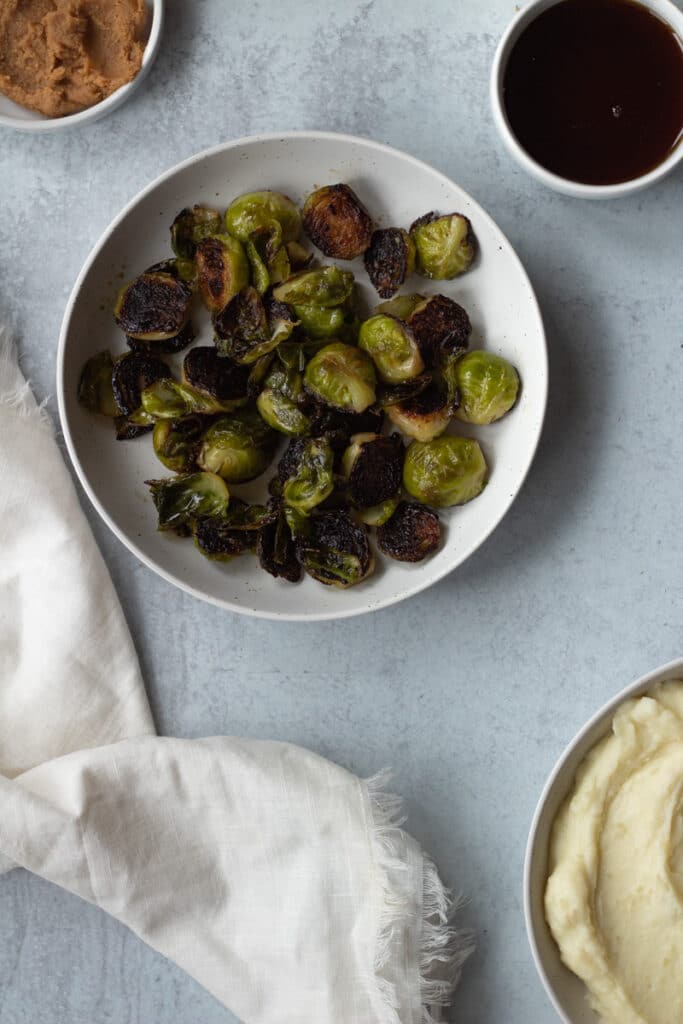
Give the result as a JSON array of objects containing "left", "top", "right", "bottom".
[{"left": 490, "top": 0, "right": 683, "bottom": 198}]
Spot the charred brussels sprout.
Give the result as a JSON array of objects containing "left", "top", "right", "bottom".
[
  {"left": 192, "top": 518, "right": 251, "bottom": 561},
  {"left": 377, "top": 501, "right": 441, "bottom": 562},
  {"left": 358, "top": 315, "right": 424, "bottom": 385},
  {"left": 378, "top": 373, "right": 432, "bottom": 408},
  {"left": 279, "top": 437, "right": 335, "bottom": 514},
  {"left": 304, "top": 342, "right": 376, "bottom": 414},
  {"left": 302, "top": 184, "right": 373, "bottom": 260},
  {"left": 146, "top": 472, "right": 230, "bottom": 530},
  {"left": 377, "top": 293, "right": 425, "bottom": 321},
  {"left": 385, "top": 384, "right": 452, "bottom": 442},
  {"left": 183, "top": 346, "right": 250, "bottom": 403},
  {"left": 78, "top": 351, "right": 119, "bottom": 417},
  {"left": 152, "top": 417, "right": 204, "bottom": 472},
  {"left": 114, "top": 270, "right": 192, "bottom": 342},
  {"left": 296, "top": 509, "right": 374, "bottom": 587},
  {"left": 224, "top": 191, "right": 302, "bottom": 244},
  {"left": 195, "top": 234, "right": 250, "bottom": 313},
  {"left": 407, "top": 294, "right": 471, "bottom": 366},
  {"left": 141, "top": 379, "right": 247, "bottom": 419},
  {"left": 410, "top": 212, "right": 475, "bottom": 280},
  {"left": 112, "top": 350, "right": 169, "bottom": 418},
  {"left": 127, "top": 320, "right": 196, "bottom": 356},
  {"left": 341, "top": 433, "right": 404, "bottom": 507},
  {"left": 364, "top": 228, "right": 416, "bottom": 298},
  {"left": 171, "top": 205, "right": 222, "bottom": 260},
  {"left": 356, "top": 494, "right": 401, "bottom": 527},
  {"left": 403, "top": 436, "right": 487, "bottom": 507},
  {"left": 272, "top": 266, "right": 355, "bottom": 308},
  {"left": 257, "top": 504, "right": 302, "bottom": 582},
  {"left": 309, "top": 403, "right": 384, "bottom": 453},
  {"left": 197, "top": 410, "right": 277, "bottom": 483},
  {"left": 453, "top": 350, "right": 520, "bottom": 425},
  {"left": 213, "top": 288, "right": 297, "bottom": 364}
]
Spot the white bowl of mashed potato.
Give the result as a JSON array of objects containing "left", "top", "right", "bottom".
[
  {"left": 525, "top": 656, "right": 683, "bottom": 1024},
  {"left": 0, "top": 0, "right": 163, "bottom": 132}
]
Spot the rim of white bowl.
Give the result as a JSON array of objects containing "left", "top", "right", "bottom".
[
  {"left": 524, "top": 654, "right": 683, "bottom": 1021},
  {"left": 490, "top": 0, "right": 683, "bottom": 200},
  {"left": 56, "top": 131, "right": 548, "bottom": 621},
  {"left": 0, "top": 0, "right": 164, "bottom": 133}
]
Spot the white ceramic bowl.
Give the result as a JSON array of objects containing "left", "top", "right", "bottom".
[
  {"left": 0, "top": 0, "right": 164, "bottom": 132},
  {"left": 57, "top": 131, "right": 547, "bottom": 621},
  {"left": 490, "top": 0, "right": 683, "bottom": 199},
  {"left": 525, "top": 655, "right": 683, "bottom": 1022}
]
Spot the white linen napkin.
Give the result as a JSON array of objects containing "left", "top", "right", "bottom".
[{"left": 0, "top": 334, "right": 472, "bottom": 1023}]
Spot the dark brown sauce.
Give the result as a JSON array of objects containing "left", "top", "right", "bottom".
[{"left": 503, "top": 0, "right": 683, "bottom": 185}]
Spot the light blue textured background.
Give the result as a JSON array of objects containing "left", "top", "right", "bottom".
[{"left": 1, "top": 1, "right": 682, "bottom": 1021}]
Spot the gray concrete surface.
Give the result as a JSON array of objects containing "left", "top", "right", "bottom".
[{"left": 1, "top": 0, "right": 682, "bottom": 1021}]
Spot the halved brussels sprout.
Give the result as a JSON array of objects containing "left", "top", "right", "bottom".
[
  {"left": 146, "top": 472, "right": 230, "bottom": 530},
  {"left": 304, "top": 342, "right": 376, "bottom": 414},
  {"left": 272, "top": 266, "right": 355, "bottom": 308},
  {"left": 356, "top": 494, "right": 401, "bottom": 527},
  {"left": 377, "top": 501, "right": 441, "bottom": 561},
  {"left": 152, "top": 416, "right": 204, "bottom": 472},
  {"left": 195, "top": 234, "right": 250, "bottom": 313},
  {"left": 114, "top": 270, "right": 193, "bottom": 341},
  {"left": 296, "top": 509, "right": 374, "bottom": 587},
  {"left": 127, "top": 320, "right": 196, "bottom": 356},
  {"left": 183, "top": 346, "right": 250, "bottom": 403},
  {"left": 302, "top": 184, "right": 373, "bottom": 260},
  {"left": 111, "top": 351, "right": 170, "bottom": 416},
  {"left": 192, "top": 518, "right": 251, "bottom": 561},
  {"left": 407, "top": 294, "right": 471, "bottom": 366},
  {"left": 385, "top": 384, "right": 452, "bottom": 442},
  {"left": 378, "top": 373, "right": 432, "bottom": 408},
  {"left": 377, "top": 293, "right": 425, "bottom": 321},
  {"left": 410, "top": 212, "right": 475, "bottom": 280},
  {"left": 403, "top": 435, "right": 487, "bottom": 507},
  {"left": 257, "top": 504, "right": 302, "bottom": 582},
  {"left": 141, "top": 379, "right": 246, "bottom": 419},
  {"left": 78, "top": 351, "right": 119, "bottom": 417},
  {"left": 358, "top": 314, "right": 424, "bottom": 385},
  {"left": 279, "top": 437, "right": 335, "bottom": 514},
  {"left": 363, "top": 228, "right": 416, "bottom": 298},
  {"left": 213, "top": 287, "right": 297, "bottom": 364},
  {"left": 171, "top": 205, "right": 222, "bottom": 259},
  {"left": 197, "top": 410, "right": 277, "bottom": 483},
  {"left": 256, "top": 387, "right": 312, "bottom": 437},
  {"left": 293, "top": 303, "right": 345, "bottom": 339},
  {"left": 308, "top": 403, "right": 384, "bottom": 453},
  {"left": 453, "top": 350, "right": 520, "bottom": 425},
  {"left": 224, "top": 191, "right": 302, "bottom": 244},
  {"left": 341, "top": 432, "right": 404, "bottom": 507}
]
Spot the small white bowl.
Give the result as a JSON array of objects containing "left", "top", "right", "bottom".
[
  {"left": 0, "top": 0, "right": 164, "bottom": 133},
  {"left": 490, "top": 0, "right": 683, "bottom": 199},
  {"left": 525, "top": 655, "right": 683, "bottom": 1022}
]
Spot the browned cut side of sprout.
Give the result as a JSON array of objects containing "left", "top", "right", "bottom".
[
  {"left": 114, "top": 272, "right": 192, "bottom": 341},
  {"left": 377, "top": 501, "right": 441, "bottom": 562},
  {"left": 363, "top": 228, "right": 416, "bottom": 298},
  {"left": 407, "top": 294, "right": 471, "bottom": 366},
  {"left": 183, "top": 346, "right": 250, "bottom": 401},
  {"left": 302, "top": 184, "right": 374, "bottom": 259},
  {"left": 342, "top": 433, "right": 404, "bottom": 507}
]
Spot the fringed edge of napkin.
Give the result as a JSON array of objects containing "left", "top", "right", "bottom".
[
  {"left": 0, "top": 329, "right": 51, "bottom": 429},
  {"left": 366, "top": 771, "right": 474, "bottom": 1024}
]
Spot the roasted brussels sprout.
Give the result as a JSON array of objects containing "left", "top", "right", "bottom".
[
  {"left": 141, "top": 379, "right": 246, "bottom": 419},
  {"left": 410, "top": 212, "right": 475, "bottom": 280},
  {"left": 304, "top": 342, "right": 376, "bottom": 414},
  {"left": 114, "top": 270, "right": 193, "bottom": 342},
  {"left": 192, "top": 518, "right": 251, "bottom": 561},
  {"left": 453, "top": 350, "right": 520, "bottom": 425},
  {"left": 356, "top": 494, "right": 401, "bottom": 527},
  {"left": 302, "top": 184, "right": 373, "bottom": 260},
  {"left": 358, "top": 314, "right": 424, "bottom": 385},
  {"left": 403, "top": 435, "right": 487, "bottom": 507},
  {"left": 197, "top": 410, "right": 277, "bottom": 483},
  {"left": 308, "top": 403, "right": 384, "bottom": 453},
  {"left": 183, "top": 346, "right": 250, "bottom": 402},
  {"left": 127, "top": 320, "right": 196, "bottom": 356},
  {"left": 385, "top": 385, "right": 452, "bottom": 442},
  {"left": 293, "top": 303, "right": 345, "bottom": 339},
  {"left": 364, "top": 228, "right": 416, "bottom": 298},
  {"left": 279, "top": 437, "right": 335, "bottom": 514},
  {"left": 256, "top": 387, "right": 312, "bottom": 437},
  {"left": 195, "top": 234, "right": 250, "bottom": 313},
  {"left": 377, "top": 501, "right": 441, "bottom": 562},
  {"left": 171, "top": 205, "right": 222, "bottom": 260},
  {"left": 146, "top": 472, "right": 230, "bottom": 530},
  {"left": 341, "top": 432, "right": 404, "bottom": 507},
  {"left": 272, "top": 266, "right": 355, "bottom": 308},
  {"left": 285, "top": 240, "right": 312, "bottom": 270},
  {"left": 407, "top": 294, "right": 471, "bottom": 366},
  {"left": 78, "top": 351, "right": 119, "bottom": 417},
  {"left": 152, "top": 416, "right": 204, "bottom": 473},
  {"left": 296, "top": 509, "right": 374, "bottom": 587},
  {"left": 244, "top": 223, "right": 292, "bottom": 295},
  {"left": 224, "top": 191, "right": 302, "bottom": 244},
  {"left": 111, "top": 351, "right": 169, "bottom": 417},
  {"left": 213, "top": 287, "right": 297, "bottom": 364},
  {"left": 378, "top": 373, "right": 432, "bottom": 408},
  {"left": 257, "top": 504, "right": 302, "bottom": 582},
  {"left": 377, "top": 293, "right": 425, "bottom": 321}
]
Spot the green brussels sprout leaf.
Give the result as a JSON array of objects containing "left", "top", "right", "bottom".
[{"left": 146, "top": 472, "right": 230, "bottom": 531}]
